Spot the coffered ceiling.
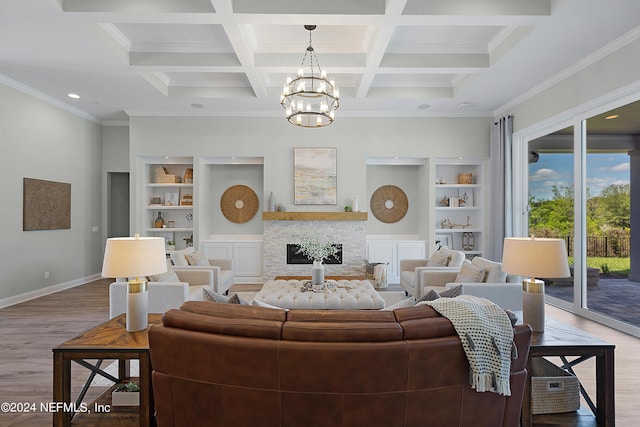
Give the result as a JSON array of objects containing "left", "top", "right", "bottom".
[{"left": 1, "top": 0, "right": 640, "bottom": 125}]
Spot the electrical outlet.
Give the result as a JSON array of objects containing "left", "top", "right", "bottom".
[
  {"left": 92, "top": 226, "right": 99, "bottom": 232},
  {"left": 44, "top": 271, "right": 50, "bottom": 279}
]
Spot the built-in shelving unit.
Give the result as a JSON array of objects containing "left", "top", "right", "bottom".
[
  {"left": 433, "top": 158, "right": 485, "bottom": 258},
  {"left": 139, "top": 157, "right": 194, "bottom": 250}
]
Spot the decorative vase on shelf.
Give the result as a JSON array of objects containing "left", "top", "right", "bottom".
[
  {"left": 351, "top": 196, "right": 359, "bottom": 212},
  {"left": 268, "top": 191, "right": 275, "bottom": 212},
  {"left": 312, "top": 260, "right": 325, "bottom": 287},
  {"left": 154, "top": 212, "right": 164, "bottom": 228}
]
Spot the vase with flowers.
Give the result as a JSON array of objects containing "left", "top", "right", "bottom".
[{"left": 296, "top": 229, "right": 340, "bottom": 287}]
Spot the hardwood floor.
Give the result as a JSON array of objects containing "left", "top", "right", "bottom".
[{"left": 0, "top": 279, "right": 638, "bottom": 426}]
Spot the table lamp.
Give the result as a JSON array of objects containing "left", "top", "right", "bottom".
[
  {"left": 501, "top": 237, "right": 570, "bottom": 332},
  {"left": 101, "top": 234, "right": 167, "bottom": 332}
]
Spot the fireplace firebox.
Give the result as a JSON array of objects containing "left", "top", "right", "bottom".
[{"left": 286, "top": 244, "right": 342, "bottom": 264}]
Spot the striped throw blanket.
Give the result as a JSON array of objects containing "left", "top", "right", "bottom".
[{"left": 420, "top": 295, "right": 515, "bottom": 396}]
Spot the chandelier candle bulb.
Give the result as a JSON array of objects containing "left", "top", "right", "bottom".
[{"left": 321, "top": 69, "right": 327, "bottom": 78}]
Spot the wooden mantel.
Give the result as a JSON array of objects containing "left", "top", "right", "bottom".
[{"left": 262, "top": 211, "right": 368, "bottom": 221}]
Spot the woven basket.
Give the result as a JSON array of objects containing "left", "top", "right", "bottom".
[
  {"left": 531, "top": 357, "right": 580, "bottom": 415},
  {"left": 457, "top": 173, "right": 473, "bottom": 184}
]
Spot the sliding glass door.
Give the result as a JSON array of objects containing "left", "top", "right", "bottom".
[{"left": 524, "top": 100, "right": 638, "bottom": 336}]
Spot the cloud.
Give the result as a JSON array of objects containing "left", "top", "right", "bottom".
[
  {"left": 529, "top": 168, "right": 557, "bottom": 181},
  {"left": 611, "top": 163, "right": 629, "bottom": 172}
]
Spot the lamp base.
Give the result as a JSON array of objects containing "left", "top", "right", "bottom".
[
  {"left": 126, "top": 279, "right": 148, "bottom": 332},
  {"left": 522, "top": 279, "right": 545, "bottom": 332}
]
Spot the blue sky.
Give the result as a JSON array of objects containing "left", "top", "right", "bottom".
[{"left": 529, "top": 153, "right": 630, "bottom": 200}]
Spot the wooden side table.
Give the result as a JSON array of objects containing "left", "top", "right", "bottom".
[
  {"left": 522, "top": 315, "right": 615, "bottom": 427},
  {"left": 52, "top": 314, "right": 162, "bottom": 427}
]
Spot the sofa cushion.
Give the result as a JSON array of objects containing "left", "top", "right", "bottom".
[
  {"left": 148, "top": 261, "right": 180, "bottom": 282},
  {"left": 472, "top": 257, "right": 507, "bottom": 283},
  {"left": 426, "top": 250, "right": 450, "bottom": 267},
  {"left": 454, "top": 260, "right": 485, "bottom": 283},
  {"left": 170, "top": 247, "right": 196, "bottom": 266}
]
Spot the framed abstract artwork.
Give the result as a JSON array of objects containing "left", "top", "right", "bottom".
[
  {"left": 23, "top": 178, "right": 71, "bottom": 231},
  {"left": 294, "top": 147, "right": 337, "bottom": 205}
]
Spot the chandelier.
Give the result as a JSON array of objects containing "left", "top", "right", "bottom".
[{"left": 280, "top": 25, "right": 339, "bottom": 128}]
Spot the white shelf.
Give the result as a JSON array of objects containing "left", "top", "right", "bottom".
[
  {"left": 146, "top": 183, "right": 193, "bottom": 188},
  {"left": 435, "top": 228, "right": 482, "bottom": 233},
  {"left": 435, "top": 184, "right": 480, "bottom": 188},
  {"left": 146, "top": 205, "right": 192, "bottom": 209},
  {"left": 146, "top": 228, "right": 193, "bottom": 233},
  {"left": 435, "top": 207, "right": 480, "bottom": 211}
]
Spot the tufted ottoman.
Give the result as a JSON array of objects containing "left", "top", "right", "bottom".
[{"left": 254, "top": 279, "right": 385, "bottom": 309}]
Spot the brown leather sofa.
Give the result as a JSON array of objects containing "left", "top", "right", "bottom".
[{"left": 149, "top": 301, "right": 532, "bottom": 427}]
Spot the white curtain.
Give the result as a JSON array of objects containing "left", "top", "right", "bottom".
[{"left": 488, "top": 116, "right": 514, "bottom": 261}]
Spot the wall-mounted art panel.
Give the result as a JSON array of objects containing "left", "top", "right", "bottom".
[
  {"left": 294, "top": 147, "right": 337, "bottom": 205},
  {"left": 23, "top": 178, "right": 71, "bottom": 231}
]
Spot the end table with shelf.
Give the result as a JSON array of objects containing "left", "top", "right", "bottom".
[{"left": 52, "top": 314, "right": 162, "bottom": 427}]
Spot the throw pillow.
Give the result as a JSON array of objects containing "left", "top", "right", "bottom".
[
  {"left": 381, "top": 297, "right": 416, "bottom": 311},
  {"left": 171, "top": 247, "right": 196, "bottom": 266},
  {"left": 416, "top": 284, "right": 463, "bottom": 303},
  {"left": 505, "top": 309, "right": 518, "bottom": 326},
  {"left": 227, "top": 293, "right": 249, "bottom": 305},
  {"left": 185, "top": 251, "right": 209, "bottom": 266},
  {"left": 148, "top": 261, "right": 180, "bottom": 282},
  {"left": 454, "top": 260, "right": 485, "bottom": 283},
  {"left": 427, "top": 250, "right": 450, "bottom": 267},
  {"left": 202, "top": 288, "right": 230, "bottom": 303}
]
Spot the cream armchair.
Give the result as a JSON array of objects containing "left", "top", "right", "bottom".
[
  {"left": 109, "top": 268, "right": 214, "bottom": 318},
  {"left": 399, "top": 247, "right": 466, "bottom": 299},
  {"left": 170, "top": 248, "right": 234, "bottom": 294}
]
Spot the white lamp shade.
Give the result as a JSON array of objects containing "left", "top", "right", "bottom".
[
  {"left": 502, "top": 237, "right": 571, "bottom": 279},
  {"left": 101, "top": 236, "right": 167, "bottom": 278}
]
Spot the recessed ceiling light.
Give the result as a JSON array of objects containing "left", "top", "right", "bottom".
[
  {"left": 67, "top": 93, "right": 80, "bottom": 99},
  {"left": 457, "top": 102, "right": 472, "bottom": 108},
  {"left": 417, "top": 104, "right": 431, "bottom": 110},
  {"left": 605, "top": 114, "right": 619, "bottom": 120},
  {"left": 191, "top": 103, "right": 204, "bottom": 109}
]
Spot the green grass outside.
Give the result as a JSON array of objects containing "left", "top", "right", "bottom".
[{"left": 568, "top": 257, "right": 630, "bottom": 276}]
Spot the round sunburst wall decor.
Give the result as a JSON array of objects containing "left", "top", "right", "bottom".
[
  {"left": 370, "top": 185, "right": 408, "bottom": 223},
  {"left": 220, "top": 185, "right": 259, "bottom": 224}
]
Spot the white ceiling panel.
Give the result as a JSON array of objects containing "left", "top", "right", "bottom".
[{"left": 0, "top": 0, "right": 639, "bottom": 125}]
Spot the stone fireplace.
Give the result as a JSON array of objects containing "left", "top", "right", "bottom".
[{"left": 262, "top": 212, "right": 367, "bottom": 280}]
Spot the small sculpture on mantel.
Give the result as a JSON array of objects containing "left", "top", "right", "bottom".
[{"left": 440, "top": 216, "right": 471, "bottom": 229}]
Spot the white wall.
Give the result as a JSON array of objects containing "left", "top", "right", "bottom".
[
  {"left": 130, "top": 116, "right": 491, "bottom": 238},
  {"left": 0, "top": 82, "right": 103, "bottom": 303},
  {"left": 506, "top": 37, "right": 640, "bottom": 133}
]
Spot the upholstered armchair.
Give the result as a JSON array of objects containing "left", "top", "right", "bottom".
[
  {"left": 399, "top": 247, "right": 466, "bottom": 298},
  {"left": 109, "top": 268, "right": 214, "bottom": 319},
  {"left": 169, "top": 247, "right": 234, "bottom": 294}
]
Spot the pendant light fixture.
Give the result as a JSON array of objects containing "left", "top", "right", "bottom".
[{"left": 280, "top": 25, "right": 339, "bottom": 128}]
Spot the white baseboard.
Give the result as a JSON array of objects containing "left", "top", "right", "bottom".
[{"left": 0, "top": 273, "right": 102, "bottom": 309}]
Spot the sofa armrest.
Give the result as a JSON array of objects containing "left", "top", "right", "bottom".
[
  {"left": 417, "top": 268, "right": 460, "bottom": 287},
  {"left": 209, "top": 258, "right": 232, "bottom": 270},
  {"left": 445, "top": 282, "right": 523, "bottom": 311},
  {"left": 173, "top": 268, "right": 215, "bottom": 287},
  {"left": 109, "top": 282, "right": 190, "bottom": 319},
  {"left": 399, "top": 259, "right": 428, "bottom": 272}
]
